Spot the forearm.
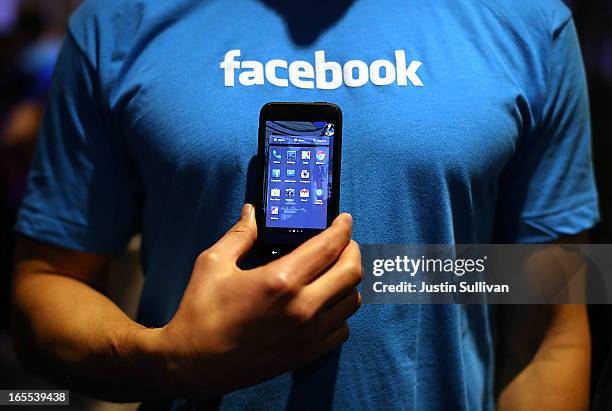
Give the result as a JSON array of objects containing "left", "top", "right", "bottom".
[
  {"left": 497, "top": 304, "right": 591, "bottom": 411},
  {"left": 11, "top": 270, "right": 165, "bottom": 402}
]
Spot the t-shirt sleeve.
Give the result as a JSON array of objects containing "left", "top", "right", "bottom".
[
  {"left": 494, "top": 15, "right": 599, "bottom": 243},
  {"left": 15, "top": 32, "right": 140, "bottom": 255}
]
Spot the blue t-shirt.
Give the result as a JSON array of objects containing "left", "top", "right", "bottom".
[{"left": 16, "top": 0, "right": 599, "bottom": 410}]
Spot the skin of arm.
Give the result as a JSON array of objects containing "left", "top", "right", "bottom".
[
  {"left": 10, "top": 239, "right": 163, "bottom": 401},
  {"left": 10, "top": 205, "right": 362, "bottom": 402},
  {"left": 496, "top": 232, "right": 591, "bottom": 411}
]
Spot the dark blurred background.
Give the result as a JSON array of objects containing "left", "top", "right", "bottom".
[{"left": 0, "top": 1, "right": 610, "bottom": 410}]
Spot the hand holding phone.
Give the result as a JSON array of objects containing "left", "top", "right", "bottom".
[
  {"left": 256, "top": 102, "right": 343, "bottom": 258},
  {"left": 155, "top": 205, "right": 361, "bottom": 396}
]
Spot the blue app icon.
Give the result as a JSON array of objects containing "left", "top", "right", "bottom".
[
  {"left": 271, "top": 169, "right": 281, "bottom": 178},
  {"left": 286, "top": 169, "right": 296, "bottom": 178},
  {"left": 272, "top": 150, "right": 282, "bottom": 160},
  {"left": 287, "top": 150, "right": 297, "bottom": 161}
]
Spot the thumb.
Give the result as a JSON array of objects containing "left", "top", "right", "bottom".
[{"left": 209, "top": 204, "right": 258, "bottom": 264}]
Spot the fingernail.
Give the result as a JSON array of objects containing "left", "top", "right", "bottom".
[
  {"left": 335, "top": 213, "right": 352, "bottom": 226},
  {"left": 241, "top": 204, "right": 252, "bottom": 219}
]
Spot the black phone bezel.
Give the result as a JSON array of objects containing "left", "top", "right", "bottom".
[{"left": 256, "top": 102, "right": 342, "bottom": 250}]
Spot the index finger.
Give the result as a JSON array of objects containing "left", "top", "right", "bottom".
[{"left": 268, "top": 213, "right": 353, "bottom": 286}]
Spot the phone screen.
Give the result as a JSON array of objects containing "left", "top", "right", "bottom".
[{"left": 262, "top": 120, "right": 335, "bottom": 230}]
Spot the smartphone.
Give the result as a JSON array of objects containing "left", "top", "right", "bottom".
[{"left": 256, "top": 102, "right": 342, "bottom": 258}]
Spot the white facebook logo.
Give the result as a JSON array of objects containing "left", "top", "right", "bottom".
[{"left": 220, "top": 50, "right": 424, "bottom": 89}]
